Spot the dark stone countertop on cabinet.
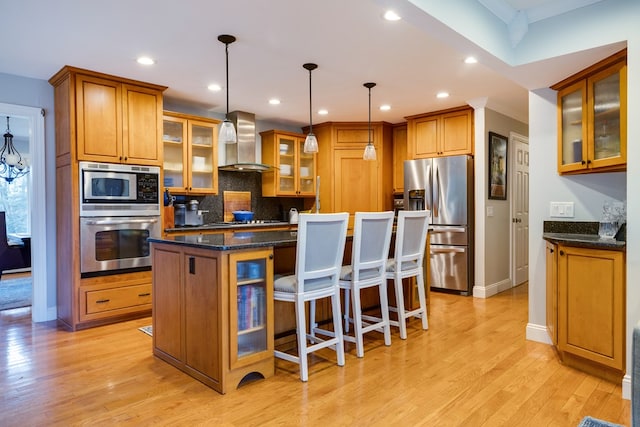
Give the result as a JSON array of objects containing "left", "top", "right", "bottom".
[{"left": 543, "top": 221, "right": 626, "bottom": 251}]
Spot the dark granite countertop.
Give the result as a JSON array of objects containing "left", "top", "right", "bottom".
[
  {"left": 150, "top": 229, "right": 300, "bottom": 251},
  {"left": 542, "top": 221, "right": 626, "bottom": 251},
  {"left": 164, "top": 221, "right": 291, "bottom": 234}
]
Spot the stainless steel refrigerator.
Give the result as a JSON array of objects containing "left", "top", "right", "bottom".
[{"left": 404, "top": 155, "right": 474, "bottom": 295}]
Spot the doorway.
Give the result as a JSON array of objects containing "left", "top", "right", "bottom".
[
  {"left": 510, "top": 132, "right": 529, "bottom": 287},
  {"left": 0, "top": 102, "right": 47, "bottom": 321}
]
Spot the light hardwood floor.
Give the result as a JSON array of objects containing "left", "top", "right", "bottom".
[{"left": 0, "top": 284, "right": 630, "bottom": 426}]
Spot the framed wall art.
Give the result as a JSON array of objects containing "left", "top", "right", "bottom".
[{"left": 488, "top": 132, "right": 508, "bottom": 200}]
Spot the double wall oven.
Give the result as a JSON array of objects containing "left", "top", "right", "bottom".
[{"left": 79, "top": 161, "right": 161, "bottom": 276}]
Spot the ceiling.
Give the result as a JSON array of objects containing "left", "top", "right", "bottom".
[{"left": 0, "top": 0, "right": 616, "bottom": 136}]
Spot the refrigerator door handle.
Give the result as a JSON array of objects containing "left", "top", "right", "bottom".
[
  {"left": 427, "top": 163, "right": 433, "bottom": 211},
  {"left": 431, "top": 247, "right": 466, "bottom": 253},
  {"left": 433, "top": 163, "right": 440, "bottom": 217},
  {"left": 431, "top": 226, "right": 466, "bottom": 234}
]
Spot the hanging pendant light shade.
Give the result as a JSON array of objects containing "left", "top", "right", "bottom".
[
  {"left": 303, "top": 63, "right": 318, "bottom": 153},
  {"left": 363, "top": 82, "right": 377, "bottom": 161},
  {"left": 218, "top": 34, "right": 237, "bottom": 145},
  {"left": 0, "top": 116, "right": 30, "bottom": 183}
]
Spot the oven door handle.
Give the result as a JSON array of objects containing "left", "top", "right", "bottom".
[{"left": 84, "top": 218, "right": 159, "bottom": 226}]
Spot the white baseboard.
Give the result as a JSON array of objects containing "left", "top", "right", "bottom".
[
  {"left": 473, "top": 278, "right": 512, "bottom": 298},
  {"left": 622, "top": 374, "right": 631, "bottom": 400},
  {"left": 526, "top": 322, "right": 552, "bottom": 344}
]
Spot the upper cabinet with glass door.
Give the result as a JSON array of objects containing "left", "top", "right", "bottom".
[
  {"left": 260, "top": 130, "right": 317, "bottom": 197},
  {"left": 162, "top": 112, "right": 219, "bottom": 195},
  {"left": 553, "top": 49, "right": 627, "bottom": 174}
]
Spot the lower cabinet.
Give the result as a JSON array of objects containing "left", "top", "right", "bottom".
[
  {"left": 152, "top": 242, "right": 274, "bottom": 394},
  {"left": 547, "top": 243, "right": 625, "bottom": 381}
]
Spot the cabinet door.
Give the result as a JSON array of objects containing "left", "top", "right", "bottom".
[
  {"left": 441, "top": 109, "right": 472, "bottom": 155},
  {"left": 412, "top": 116, "right": 439, "bottom": 158},
  {"left": 334, "top": 149, "right": 379, "bottom": 226},
  {"left": 163, "top": 116, "right": 188, "bottom": 191},
  {"left": 122, "top": 84, "right": 162, "bottom": 165},
  {"left": 229, "top": 250, "right": 274, "bottom": 369},
  {"left": 276, "top": 134, "right": 297, "bottom": 196},
  {"left": 557, "top": 80, "right": 588, "bottom": 173},
  {"left": 184, "top": 249, "right": 221, "bottom": 382},
  {"left": 587, "top": 61, "right": 626, "bottom": 170},
  {"left": 152, "top": 245, "right": 183, "bottom": 360},
  {"left": 557, "top": 245, "right": 624, "bottom": 370},
  {"left": 76, "top": 74, "right": 123, "bottom": 162},
  {"left": 296, "top": 137, "right": 317, "bottom": 196},
  {"left": 393, "top": 124, "right": 407, "bottom": 193},
  {"left": 545, "top": 241, "right": 557, "bottom": 346},
  {"left": 187, "top": 119, "right": 218, "bottom": 194}
]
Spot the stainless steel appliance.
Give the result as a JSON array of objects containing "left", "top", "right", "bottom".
[
  {"left": 404, "top": 155, "right": 474, "bottom": 295},
  {"left": 78, "top": 162, "right": 161, "bottom": 275}
]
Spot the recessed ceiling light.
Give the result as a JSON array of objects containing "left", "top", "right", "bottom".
[
  {"left": 384, "top": 10, "right": 401, "bottom": 21},
  {"left": 269, "top": 98, "right": 281, "bottom": 105},
  {"left": 380, "top": 104, "right": 391, "bottom": 111},
  {"left": 318, "top": 109, "right": 328, "bottom": 115},
  {"left": 207, "top": 84, "right": 222, "bottom": 91},
  {"left": 136, "top": 56, "right": 155, "bottom": 65},
  {"left": 464, "top": 56, "right": 478, "bottom": 64},
  {"left": 437, "top": 92, "right": 450, "bottom": 99}
]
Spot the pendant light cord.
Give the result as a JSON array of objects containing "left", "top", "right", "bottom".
[
  {"left": 225, "top": 42, "right": 230, "bottom": 119},
  {"left": 308, "top": 67, "right": 313, "bottom": 134}
]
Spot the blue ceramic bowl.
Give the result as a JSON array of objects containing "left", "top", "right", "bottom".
[{"left": 232, "top": 210, "right": 254, "bottom": 222}]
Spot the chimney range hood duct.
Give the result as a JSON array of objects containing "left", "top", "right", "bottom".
[{"left": 219, "top": 111, "right": 272, "bottom": 172}]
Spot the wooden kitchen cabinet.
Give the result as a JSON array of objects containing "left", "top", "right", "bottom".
[
  {"left": 260, "top": 130, "right": 317, "bottom": 197},
  {"left": 163, "top": 111, "right": 219, "bottom": 195},
  {"left": 392, "top": 123, "right": 408, "bottom": 194},
  {"left": 49, "top": 66, "right": 166, "bottom": 331},
  {"left": 405, "top": 106, "right": 473, "bottom": 159},
  {"left": 310, "top": 122, "right": 393, "bottom": 226},
  {"left": 552, "top": 244, "right": 626, "bottom": 381},
  {"left": 152, "top": 242, "right": 274, "bottom": 394},
  {"left": 552, "top": 49, "right": 627, "bottom": 174},
  {"left": 57, "top": 68, "right": 166, "bottom": 166}
]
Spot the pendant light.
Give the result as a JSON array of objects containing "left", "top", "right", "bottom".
[
  {"left": 218, "top": 34, "right": 237, "bottom": 144},
  {"left": 363, "top": 82, "right": 377, "bottom": 161},
  {"left": 303, "top": 63, "right": 318, "bottom": 153},
  {"left": 0, "top": 116, "right": 30, "bottom": 183}
]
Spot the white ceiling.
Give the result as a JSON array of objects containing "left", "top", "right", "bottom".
[{"left": 0, "top": 0, "right": 617, "bottom": 136}]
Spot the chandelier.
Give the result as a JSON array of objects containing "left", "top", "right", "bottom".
[{"left": 0, "top": 116, "right": 30, "bottom": 183}]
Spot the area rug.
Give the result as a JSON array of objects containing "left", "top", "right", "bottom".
[
  {"left": 0, "top": 276, "right": 32, "bottom": 311},
  {"left": 139, "top": 325, "right": 153, "bottom": 336}
]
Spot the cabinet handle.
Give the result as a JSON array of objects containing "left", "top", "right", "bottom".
[
  {"left": 269, "top": 253, "right": 274, "bottom": 260},
  {"left": 586, "top": 159, "right": 592, "bottom": 164},
  {"left": 189, "top": 256, "right": 196, "bottom": 274},
  {"left": 549, "top": 248, "right": 554, "bottom": 253},
  {"left": 96, "top": 299, "right": 110, "bottom": 304},
  {"left": 559, "top": 250, "right": 565, "bottom": 256},
  {"left": 581, "top": 160, "right": 586, "bottom": 165},
  {"left": 138, "top": 292, "right": 151, "bottom": 297}
]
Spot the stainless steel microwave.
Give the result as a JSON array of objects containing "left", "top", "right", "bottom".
[{"left": 79, "top": 161, "right": 161, "bottom": 217}]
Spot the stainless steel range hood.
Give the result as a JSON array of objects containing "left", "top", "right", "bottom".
[{"left": 219, "top": 111, "right": 272, "bottom": 172}]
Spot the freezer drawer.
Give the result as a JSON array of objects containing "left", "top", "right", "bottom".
[
  {"left": 430, "top": 245, "right": 469, "bottom": 294},
  {"left": 430, "top": 225, "right": 468, "bottom": 246}
]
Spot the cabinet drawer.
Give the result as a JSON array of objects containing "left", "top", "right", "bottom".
[{"left": 85, "top": 284, "right": 152, "bottom": 314}]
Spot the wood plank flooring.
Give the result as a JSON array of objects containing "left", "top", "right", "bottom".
[{"left": 0, "top": 284, "right": 630, "bottom": 426}]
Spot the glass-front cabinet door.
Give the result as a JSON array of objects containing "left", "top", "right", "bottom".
[
  {"left": 297, "top": 137, "right": 316, "bottom": 196},
  {"left": 162, "top": 117, "right": 187, "bottom": 191},
  {"left": 588, "top": 61, "right": 626, "bottom": 169},
  {"left": 276, "top": 135, "right": 296, "bottom": 195},
  {"left": 188, "top": 120, "right": 218, "bottom": 194},
  {"left": 558, "top": 81, "right": 586, "bottom": 173},
  {"left": 229, "top": 250, "right": 274, "bottom": 369}
]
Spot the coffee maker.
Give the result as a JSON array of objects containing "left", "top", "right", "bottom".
[{"left": 185, "top": 199, "right": 203, "bottom": 226}]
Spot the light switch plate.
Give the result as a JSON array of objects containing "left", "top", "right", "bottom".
[{"left": 550, "top": 201, "right": 575, "bottom": 218}]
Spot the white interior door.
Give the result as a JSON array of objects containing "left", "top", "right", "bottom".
[{"left": 511, "top": 133, "right": 529, "bottom": 286}]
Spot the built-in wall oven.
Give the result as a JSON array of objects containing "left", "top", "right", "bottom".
[{"left": 79, "top": 161, "right": 161, "bottom": 276}]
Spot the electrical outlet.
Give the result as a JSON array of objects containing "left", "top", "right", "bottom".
[{"left": 550, "top": 201, "right": 575, "bottom": 218}]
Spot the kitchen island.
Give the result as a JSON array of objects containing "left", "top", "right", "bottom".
[{"left": 149, "top": 230, "right": 299, "bottom": 394}]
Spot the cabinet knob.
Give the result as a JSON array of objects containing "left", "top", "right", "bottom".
[
  {"left": 559, "top": 250, "right": 565, "bottom": 256},
  {"left": 549, "top": 248, "right": 554, "bottom": 253}
]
